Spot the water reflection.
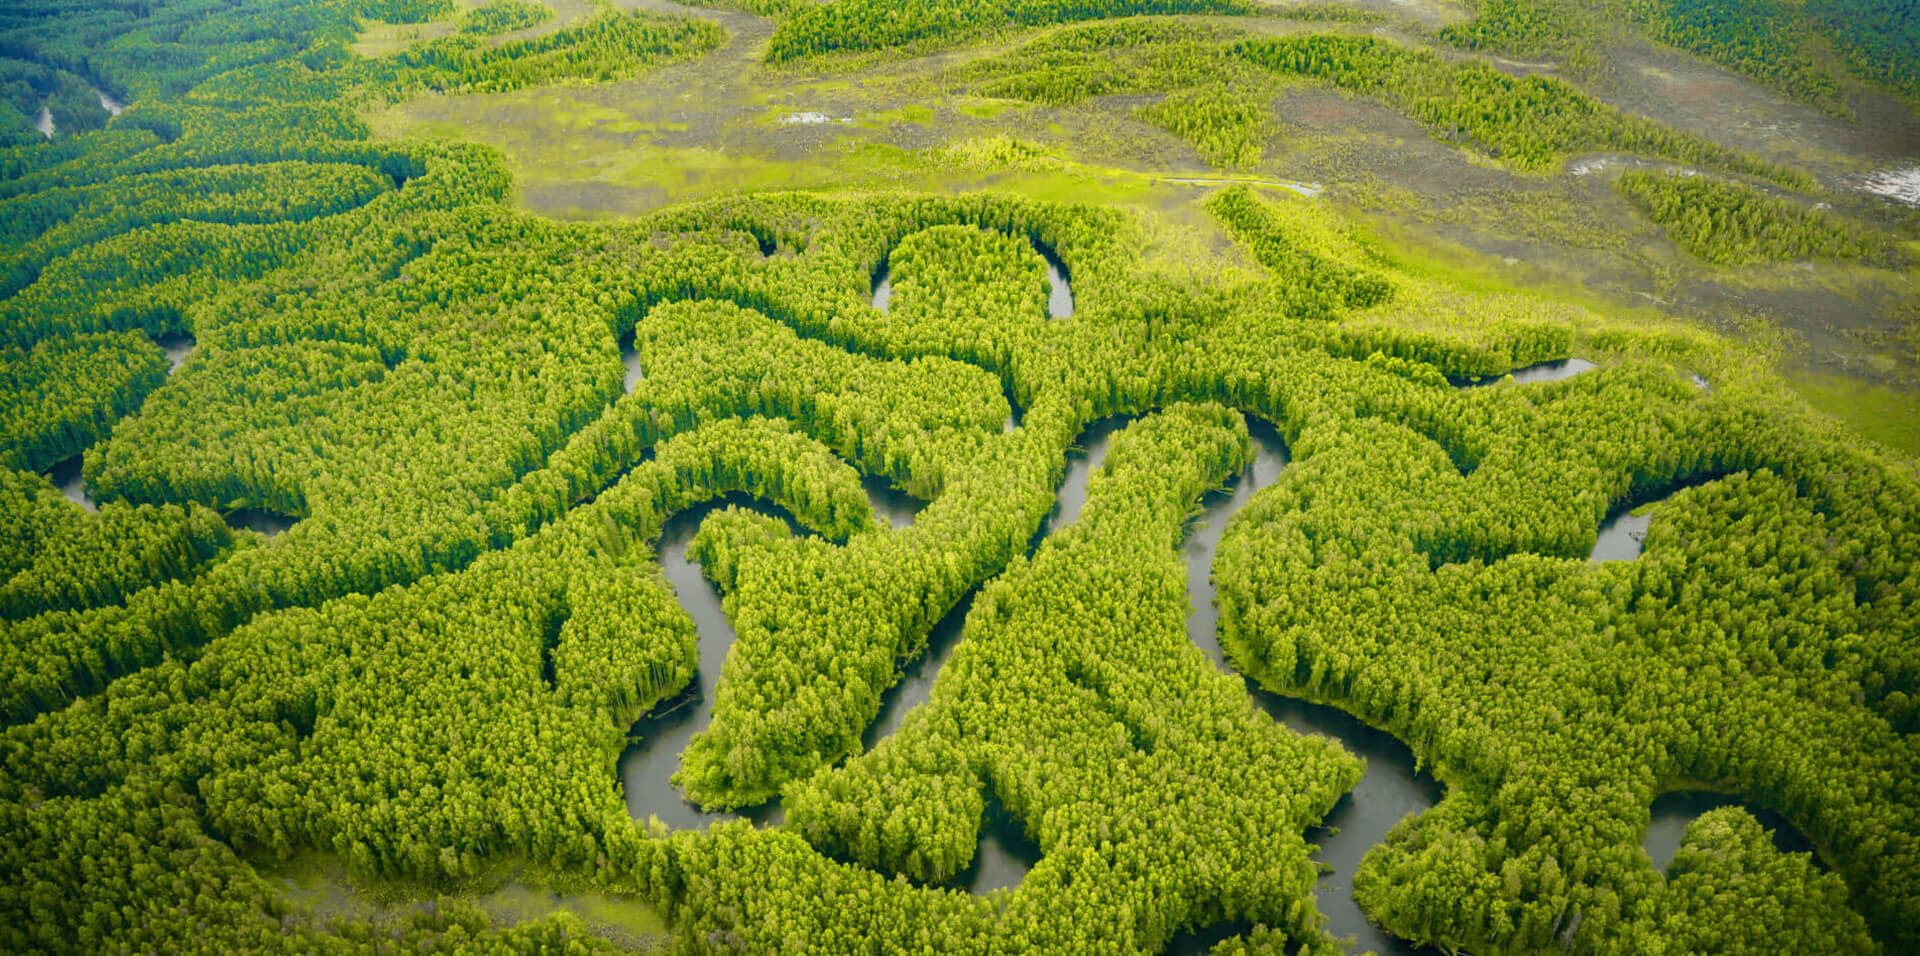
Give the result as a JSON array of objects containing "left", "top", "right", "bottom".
[
  {"left": 619, "top": 496, "right": 795, "bottom": 830},
  {"left": 870, "top": 261, "right": 892, "bottom": 312},
  {"left": 1591, "top": 507, "right": 1651, "bottom": 562},
  {"left": 863, "top": 590, "right": 974, "bottom": 749},
  {"left": 956, "top": 794, "right": 1041, "bottom": 894},
  {"left": 862, "top": 475, "right": 924, "bottom": 530},
  {"left": 1185, "top": 415, "right": 1441, "bottom": 955},
  {"left": 1032, "top": 240, "right": 1073, "bottom": 319},
  {"left": 226, "top": 508, "right": 295, "bottom": 537},
  {"left": 1033, "top": 416, "right": 1128, "bottom": 548},
  {"left": 155, "top": 331, "right": 194, "bottom": 373},
  {"left": 44, "top": 454, "right": 93, "bottom": 511},
  {"left": 1644, "top": 791, "right": 1819, "bottom": 873},
  {"left": 1458, "top": 358, "right": 1597, "bottom": 388}
]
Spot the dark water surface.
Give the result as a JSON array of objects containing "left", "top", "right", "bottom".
[
  {"left": 155, "top": 331, "right": 194, "bottom": 372},
  {"left": 44, "top": 454, "right": 93, "bottom": 511},
  {"left": 1459, "top": 358, "right": 1597, "bottom": 388},
  {"left": 226, "top": 508, "right": 295, "bottom": 537},
  {"left": 619, "top": 497, "right": 797, "bottom": 830},
  {"left": 1643, "top": 791, "right": 1819, "bottom": 873},
  {"left": 1180, "top": 417, "right": 1441, "bottom": 955}
]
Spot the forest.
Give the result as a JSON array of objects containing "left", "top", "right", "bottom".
[{"left": 0, "top": 0, "right": 1916, "bottom": 953}]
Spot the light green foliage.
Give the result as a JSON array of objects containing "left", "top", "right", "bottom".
[
  {"left": 0, "top": 0, "right": 1914, "bottom": 953},
  {"left": 963, "top": 20, "right": 1280, "bottom": 168},
  {"left": 0, "top": 160, "right": 394, "bottom": 297},
  {"left": 1204, "top": 185, "right": 1395, "bottom": 318},
  {"left": 763, "top": 0, "right": 1256, "bottom": 63},
  {"left": 1441, "top": 0, "right": 1599, "bottom": 69},
  {"left": 786, "top": 405, "right": 1361, "bottom": 950},
  {"left": 371, "top": 8, "right": 725, "bottom": 96},
  {"left": 1136, "top": 85, "right": 1269, "bottom": 168},
  {"left": 1619, "top": 170, "right": 1888, "bottom": 266},
  {"left": 0, "top": 496, "right": 237, "bottom": 621},
  {"left": 1624, "top": 807, "right": 1873, "bottom": 953},
  {"left": 968, "top": 22, "right": 1806, "bottom": 187},
  {"left": 457, "top": 0, "right": 552, "bottom": 36},
  {"left": 0, "top": 332, "right": 167, "bottom": 471}
]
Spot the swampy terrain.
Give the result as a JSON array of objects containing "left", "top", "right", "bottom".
[{"left": 3, "top": 0, "right": 1915, "bottom": 953}]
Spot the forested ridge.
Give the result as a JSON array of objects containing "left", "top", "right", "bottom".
[{"left": 0, "top": 0, "right": 1915, "bottom": 953}]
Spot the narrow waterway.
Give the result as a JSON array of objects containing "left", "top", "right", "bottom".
[
  {"left": 1181, "top": 415, "right": 1443, "bottom": 956},
  {"left": 1643, "top": 791, "right": 1819, "bottom": 873},
  {"left": 856, "top": 415, "right": 1127, "bottom": 892},
  {"left": 1591, "top": 507, "right": 1651, "bottom": 562},
  {"left": 1032, "top": 239, "right": 1072, "bottom": 319},
  {"left": 619, "top": 495, "right": 797, "bottom": 830},
  {"left": 870, "top": 260, "right": 892, "bottom": 312},
  {"left": 618, "top": 330, "right": 643, "bottom": 391},
  {"left": 1592, "top": 474, "right": 1728, "bottom": 563},
  {"left": 1033, "top": 415, "right": 1127, "bottom": 546},
  {"left": 44, "top": 454, "right": 93, "bottom": 511},
  {"left": 619, "top": 477, "right": 913, "bottom": 830},
  {"left": 1458, "top": 358, "right": 1597, "bottom": 388}
]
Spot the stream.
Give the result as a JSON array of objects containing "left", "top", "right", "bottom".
[
  {"left": 44, "top": 454, "right": 93, "bottom": 511},
  {"left": 1459, "top": 358, "right": 1597, "bottom": 388},
  {"left": 31, "top": 79, "right": 126, "bottom": 140},
  {"left": 619, "top": 477, "right": 922, "bottom": 830},
  {"left": 1176, "top": 416, "right": 1443, "bottom": 955},
  {"left": 616, "top": 413, "right": 1443, "bottom": 940},
  {"left": 618, "top": 495, "right": 796, "bottom": 831},
  {"left": 1591, "top": 506, "right": 1651, "bottom": 562},
  {"left": 1643, "top": 791, "right": 1819, "bottom": 873},
  {"left": 618, "top": 331, "right": 643, "bottom": 391}
]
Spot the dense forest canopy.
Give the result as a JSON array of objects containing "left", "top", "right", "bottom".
[{"left": 0, "top": 0, "right": 1916, "bottom": 953}]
